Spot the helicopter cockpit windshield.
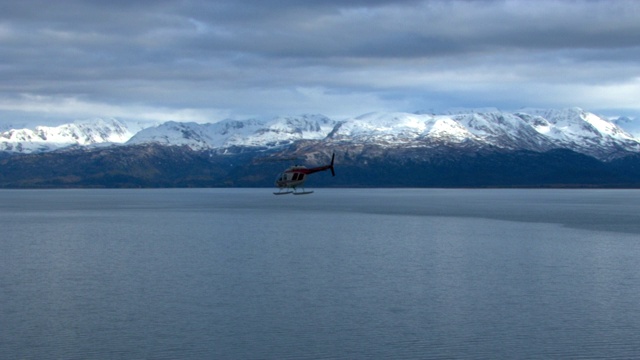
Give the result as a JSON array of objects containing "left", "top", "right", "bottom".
[{"left": 275, "top": 172, "right": 305, "bottom": 184}]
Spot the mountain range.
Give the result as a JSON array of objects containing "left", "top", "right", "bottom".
[{"left": 2, "top": 108, "right": 640, "bottom": 188}]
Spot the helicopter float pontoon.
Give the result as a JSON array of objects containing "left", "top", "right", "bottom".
[{"left": 274, "top": 153, "right": 335, "bottom": 195}]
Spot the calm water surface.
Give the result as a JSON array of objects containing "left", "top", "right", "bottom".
[{"left": 2, "top": 189, "right": 640, "bottom": 359}]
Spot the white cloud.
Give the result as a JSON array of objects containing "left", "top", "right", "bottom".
[
  {"left": 0, "top": 94, "right": 230, "bottom": 125},
  {"left": 2, "top": 0, "right": 640, "bottom": 126}
]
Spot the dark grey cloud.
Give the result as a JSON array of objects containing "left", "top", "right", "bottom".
[{"left": 1, "top": 0, "right": 639, "bottom": 126}]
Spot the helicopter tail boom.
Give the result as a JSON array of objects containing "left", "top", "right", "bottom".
[{"left": 300, "top": 152, "right": 336, "bottom": 176}]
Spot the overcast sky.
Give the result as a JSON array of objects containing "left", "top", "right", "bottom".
[{"left": 1, "top": 0, "right": 640, "bottom": 126}]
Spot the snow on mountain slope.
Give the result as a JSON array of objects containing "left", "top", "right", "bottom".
[
  {"left": 522, "top": 108, "right": 627, "bottom": 140},
  {"left": 2, "top": 109, "right": 639, "bottom": 161},
  {"left": 425, "top": 117, "right": 476, "bottom": 143},
  {"left": 612, "top": 116, "right": 640, "bottom": 138},
  {"left": 327, "top": 112, "right": 430, "bottom": 143},
  {"left": 127, "top": 114, "right": 337, "bottom": 150},
  {"left": 325, "top": 108, "right": 640, "bottom": 159},
  {"left": 242, "top": 114, "right": 336, "bottom": 147},
  {"left": 450, "top": 111, "right": 554, "bottom": 151},
  {"left": 326, "top": 112, "right": 479, "bottom": 145},
  {"left": 0, "top": 118, "right": 132, "bottom": 153},
  {"left": 517, "top": 108, "right": 640, "bottom": 159}
]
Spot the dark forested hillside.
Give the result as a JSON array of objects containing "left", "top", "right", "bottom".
[{"left": 2, "top": 143, "right": 640, "bottom": 188}]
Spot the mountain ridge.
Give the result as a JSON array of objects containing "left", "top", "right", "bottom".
[
  {"left": 2, "top": 108, "right": 639, "bottom": 161},
  {"left": 0, "top": 118, "right": 132, "bottom": 153},
  {"left": 3, "top": 108, "right": 640, "bottom": 188}
]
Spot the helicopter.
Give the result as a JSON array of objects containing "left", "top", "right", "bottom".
[{"left": 274, "top": 153, "right": 335, "bottom": 195}]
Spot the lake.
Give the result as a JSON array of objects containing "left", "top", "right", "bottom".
[{"left": 2, "top": 188, "right": 640, "bottom": 359}]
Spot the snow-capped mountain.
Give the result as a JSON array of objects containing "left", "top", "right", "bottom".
[
  {"left": 126, "top": 108, "right": 640, "bottom": 160},
  {"left": 447, "top": 108, "right": 640, "bottom": 159},
  {"left": 127, "top": 114, "right": 337, "bottom": 150},
  {"left": 5, "top": 108, "right": 640, "bottom": 188},
  {"left": 2, "top": 109, "right": 640, "bottom": 161},
  {"left": 343, "top": 108, "right": 640, "bottom": 160},
  {"left": 0, "top": 118, "right": 132, "bottom": 153},
  {"left": 516, "top": 109, "right": 640, "bottom": 159}
]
